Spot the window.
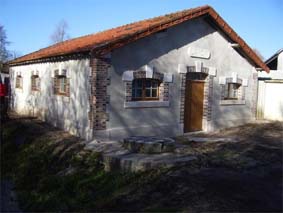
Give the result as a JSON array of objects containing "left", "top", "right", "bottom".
[
  {"left": 225, "top": 83, "right": 240, "bottom": 100},
  {"left": 16, "top": 75, "right": 23, "bottom": 89},
  {"left": 132, "top": 78, "right": 159, "bottom": 100},
  {"left": 31, "top": 75, "right": 40, "bottom": 91},
  {"left": 54, "top": 74, "right": 69, "bottom": 96},
  {"left": 58, "top": 76, "right": 66, "bottom": 93}
]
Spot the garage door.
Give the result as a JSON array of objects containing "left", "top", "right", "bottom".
[{"left": 263, "top": 82, "right": 283, "bottom": 121}]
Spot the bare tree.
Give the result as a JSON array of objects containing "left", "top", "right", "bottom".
[
  {"left": 9, "top": 50, "right": 22, "bottom": 60},
  {"left": 50, "top": 20, "right": 70, "bottom": 44},
  {"left": 0, "top": 25, "right": 11, "bottom": 63},
  {"left": 0, "top": 25, "right": 11, "bottom": 73}
]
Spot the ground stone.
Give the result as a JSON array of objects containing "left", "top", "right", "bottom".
[
  {"left": 85, "top": 140, "right": 196, "bottom": 172},
  {"left": 122, "top": 136, "right": 176, "bottom": 154}
]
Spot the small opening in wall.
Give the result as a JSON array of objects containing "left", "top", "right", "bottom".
[
  {"left": 132, "top": 78, "right": 160, "bottom": 101},
  {"left": 31, "top": 75, "right": 40, "bottom": 91},
  {"left": 225, "top": 83, "right": 241, "bottom": 100},
  {"left": 16, "top": 75, "right": 23, "bottom": 89}
]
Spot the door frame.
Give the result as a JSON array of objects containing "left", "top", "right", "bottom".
[
  {"left": 179, "top": 65, "right": 215, "bottom": 134},
  {"left": 184, "top": 79, "right": 205, "bottom": 133}
]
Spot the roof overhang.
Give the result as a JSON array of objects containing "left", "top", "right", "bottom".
[{"left": 9, "top": 5, "right": 269, "bottom": 73}]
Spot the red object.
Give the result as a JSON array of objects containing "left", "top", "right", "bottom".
[{"left": 0, "top": 84, "right": 7, "bottom": 97}]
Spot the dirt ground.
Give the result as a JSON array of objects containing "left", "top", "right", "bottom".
[
  {"left": 109, "top": 121, "right": 283, "bottom": 212},
  {"left": 1, "top": 115, "right": 283, "bottom": 212}
]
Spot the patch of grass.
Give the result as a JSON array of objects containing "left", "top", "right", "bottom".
[{"left": 1, "top": 118, "right": 149, "bottom": 212}]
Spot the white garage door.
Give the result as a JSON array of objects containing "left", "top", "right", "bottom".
[{"left": 264, "top": 82, "right": 283, "bottom": 121}]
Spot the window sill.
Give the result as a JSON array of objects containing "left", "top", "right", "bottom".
[
  {"left": 220, "top": 100, "right": 246, "bottom": 105},
  {"left": 124, "top": 101, "right": 169, "bottom": 108}
]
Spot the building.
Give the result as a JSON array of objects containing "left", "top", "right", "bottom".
[
  {"left": 257, "top": 49, "right": 283, "bottom": 121},
  {"left": 8, "top": 5, "right": 269, "bottom": 140}
]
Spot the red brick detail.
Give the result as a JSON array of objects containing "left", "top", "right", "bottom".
[
  {"left": 53, "top": 77, "right": 59, "bottom": 94},
  {"left": 89, "top": 57, "right": 110, "bottom": 130},
  {"left": 125, "top": 82, "right": 132, "bottom": 102},
  {"left": 125, "top": 70, "right": 167, "bottom": 102},
  {"left": 66, "top": 78, "right": 70, "bottom": 97},
  {"left": 251, "top": 73, "right": 258, "bottom": 117},
  {"left": 133, "top": 70, "right": 146, "bottom": 79},
  {"left": 163, "top": 83, "right": 169, "bottom": 101},
  {"left": 203, "top": 76, "right": 213, "bottom": 122},
  {"left": 179, "top": 73, "right": 186, "bottom": 124}
]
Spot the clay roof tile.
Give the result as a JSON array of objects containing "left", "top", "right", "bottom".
[{"left": 9, "top": 5, "right": 269, "bottom": 72}]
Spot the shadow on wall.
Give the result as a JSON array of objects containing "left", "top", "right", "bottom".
[
  {"left": 29, "top": 60, "right": 90, "bottom": 139},
  {"left": 112, "top": 18, "right": 217, "bottom": 72},
  {"left": 210, "top": 82, "right": 257, "bottom": 131},
  {"left": 110, "top": 17, "right": 259, "bottom": 137},
  {"left": 108, "top": 19, "right": 218, "bottom": 137},
  {"left": 12, "top": 18, "right": 259, "bottom": 139}
]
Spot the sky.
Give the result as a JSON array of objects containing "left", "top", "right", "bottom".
[{"left": 1, "top": 0, "right": 282, "bottom": 60}]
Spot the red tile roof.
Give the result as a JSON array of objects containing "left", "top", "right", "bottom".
[{"left": 9, "top": 5, "right": 269, "bottom": 72}]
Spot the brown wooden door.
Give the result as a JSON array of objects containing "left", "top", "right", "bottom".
[{"left": 184, "top": 80, "right": 205, "bottom": 132}]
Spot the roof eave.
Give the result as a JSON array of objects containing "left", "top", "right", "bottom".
[
  {"left": 9, "top": 51, "right": 91, "bottom": 66},
  {"left": 9, "top": 5, "right": 269, "bottom": 73},
  {"left": 206, "top": 7, "right": 269, "bottom": 73}
]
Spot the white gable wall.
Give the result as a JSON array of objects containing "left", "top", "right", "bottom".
[{"left": 107, "top": 17, "right": 258, "bottom": 138}]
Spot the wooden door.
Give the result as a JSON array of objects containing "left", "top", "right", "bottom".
[{"left": 184, "top": 80, "right": 205, "bottom": 132}]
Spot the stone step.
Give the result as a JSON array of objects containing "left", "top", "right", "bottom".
[
  {"left": 103, "top": 152, "right": 197, "bottom": 172},
  {"left": 84, "top": 139, "right": 196, "bottom": 172},
  {"left": 122, "top": 136, "right": 175, "bottom": 154}
]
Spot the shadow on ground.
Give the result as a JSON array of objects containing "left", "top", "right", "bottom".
[{"left": 1, "top": 114, "right": 282, "bottom": 212}]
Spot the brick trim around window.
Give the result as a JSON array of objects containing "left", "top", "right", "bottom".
[
  {"left": 31, "top": 75, "right": 40, "bottom": 91},
  {"left": 53, "top": 70, "right": 70, "bottom": 96},
  {"left": 219, "top": 74, "right": 249, "bottom": 105},
  {"left": 123, "top": 69, "right": 171, "bottom": 103},
  {"left": 15, "top": 75, "right": 23, "bottom": 89}
]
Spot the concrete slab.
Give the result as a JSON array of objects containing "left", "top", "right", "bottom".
[
  {"left": 122, "top": 136, "right": 176, "bottom": 154},
  {"left": 186, "top": 137, "right": 240, "bottom": 143}
]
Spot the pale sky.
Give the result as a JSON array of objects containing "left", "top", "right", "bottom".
[{"left": 1, "top": 0, "right": 282, "bottom": 59}]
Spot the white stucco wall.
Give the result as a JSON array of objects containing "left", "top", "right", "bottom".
[
  {"left": 9, "top": 17, "right": 261, "bottom": 140},
  {"left": 106, "top": 17, "right": 258, "bottom": 138},
  {"left": 278, "top": 51, "right": 283, "bottom": 71},
  {"left": 9, "top": 59, "right": 92, "bottom": 139}
]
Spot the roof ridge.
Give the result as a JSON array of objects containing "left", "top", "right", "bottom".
[
  {"left": 9, "top": 5, "right": 268, "bottom": 72},
  {"left": 12, "top": 5, "right": 211, "bottom": 63}
]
